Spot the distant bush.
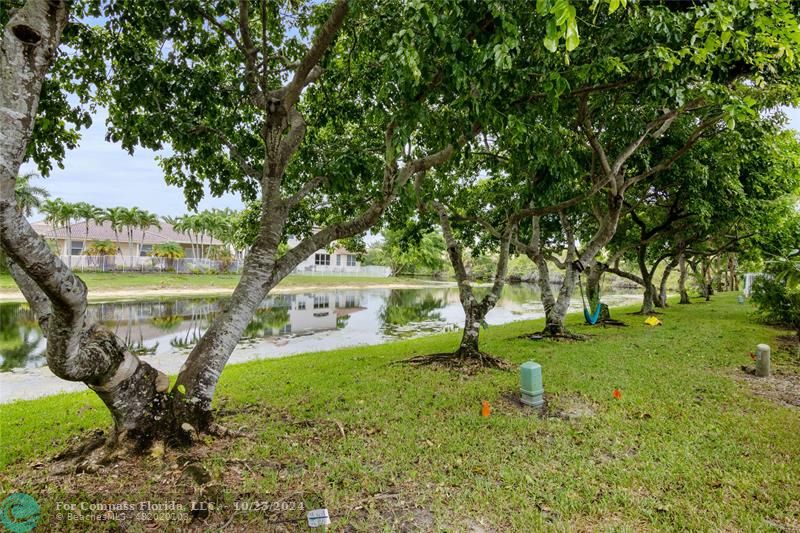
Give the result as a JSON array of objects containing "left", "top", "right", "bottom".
[
  {"left": 84, "top": 240, "right": 116, "bottom": 256},
  {"left": 150, "top": 242, "right": 185, "bottom": 259},
  {"left": 751, "top": 275, "right": 800, "bottom": 346}
]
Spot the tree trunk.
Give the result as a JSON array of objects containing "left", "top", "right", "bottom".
[
  {"left": 636, "top": 242, "right": 656, "bottom": 314},
  {"left": 585, "top": 262, "right": 603, "bottom": 309},
  {"left": 728, "top": 253, "right": 738, "bottom": 291},
  {"left": 2, "top": 0, "right": 463, "bottom": 447},
  {"left": 641, "top": 279, "right": 656, "bottom": 314},
  {"left": 457, "top": 303, "right": 482, "bottom": 357},
  {"left": 524, "top": 194, "right": 623, "bottom": 337},
  {"left": 0, "top": 0, "right": 176, "bottom": 447},
  {"left": 128, "top": 228, "right": 134, "bottom": 268},
  {"left": 172, "top": 225, "right": 284, "bottom": 428},
  {"left": 534, "top": 253, "right": 577, "bottom": 336},
  {"left": 658, "top": 259, "right": 676, "bottom": 307},
  {"left": 66, "top": 227, "right": 72, "bottom": 267},
  {"left": 433, "top": 202, "right": 511, "bottom": 361},
  {"left": 678, "top": 253, "right": 690, "bottom": 304},
  {"left": 702, "top": 259, "right": 713, "bottom": 300},
  {"left": 83, "top": 223, "right": 89, "bottom": 259}
]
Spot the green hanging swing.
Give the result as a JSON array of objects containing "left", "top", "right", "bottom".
[{"left": 577, "top": 269, "right": 603, "bottom": 325}]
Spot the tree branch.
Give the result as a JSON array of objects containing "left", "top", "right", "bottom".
[
  {"left": 237, "top": 0, "right": 262, "bottom": 105},
  {"left": 192, "top": 124, "right": 261, "bottom": 179},
  {"left": 285, "top": 175, "right": 327, "bottom": 210},
  {"left": 282, "top": 0, "right": 349, "bottom": 111},
  {"left": 198, "top": 8, "right": 246, "bottom": 57},
  {"left": 624, "top": 114, "right": 723, "bottom": 191}
]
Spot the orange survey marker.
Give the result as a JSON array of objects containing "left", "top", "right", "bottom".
[
  {"left": 613, "top": 388, "right": 622, "bottom": 400},
  {"left": 481, "top": 401, "right": 491, "bottom": 417}
]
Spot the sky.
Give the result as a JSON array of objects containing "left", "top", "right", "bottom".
[
  {"left": 21, "top": 106, "right": 245, "bottom": 218},
  {"left": 22, "top": 105, "right": 800, "bottom": 221}
]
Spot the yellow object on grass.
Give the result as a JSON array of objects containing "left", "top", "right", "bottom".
[{"left": 644, "top": 316, "right": 662, "bottom": 326}]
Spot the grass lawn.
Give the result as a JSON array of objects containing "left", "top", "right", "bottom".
[
  {"left": 0, "top": 272, "right": 439, "bottom": 295},
  {"left": 1, "top": 293, "right": 798, "bottom": 531}
]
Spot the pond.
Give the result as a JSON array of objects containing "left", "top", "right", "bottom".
[{"left": 0, "top": 284, "right": 642, "bottom": 401}]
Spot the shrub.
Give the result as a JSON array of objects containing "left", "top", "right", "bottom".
[
  {"left": 751, "top": 275, "right": 800, "bottom": 346},
  {"left": 84, "top": 240, "right": 116, "bottom": 256}
]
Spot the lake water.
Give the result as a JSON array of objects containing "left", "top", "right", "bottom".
[{"left": 0, "top": 285, "right": 641, "bottom": 401}]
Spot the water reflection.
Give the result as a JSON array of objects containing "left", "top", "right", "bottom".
[
  {"left": 379, "top": 290, "right": 449, "bottom": 337},
  {"left": 0, "top": 285, "right": 641, "bottom": 372}
]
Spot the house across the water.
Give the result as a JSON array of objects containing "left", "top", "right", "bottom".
[
  {"left": 29, "top": 221, "right": 390, "bottom": 276},
  {"left": 288, "top": 235, "right": 372, "bottom": 275},
  {"left": 30, "top": 219, "right": 217, "bottom": 259}
]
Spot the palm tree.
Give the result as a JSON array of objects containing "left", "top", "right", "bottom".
[
  {"left": 40, "top": 199, "right": 77, "bottom": 265},
  {"left": 84, "top": 240, "right": 117, "bottom": 256},
  {"left": 84, "top": 239, "right": 116, "bottom": 270},
  {"left": 14, "top": 172, "right": 49, "bottom": 217},
  {"left": 40, "top": 198, "right": 65, "bottom": 236},
  {"left": 60, "top": 202, "right": 77, "bottom": 266},
  {"left": 151, "top": 241, "right": 185, "bottom": 271},
  {"left": 40, "top": 199, "right": 68, "bottom": 259},
  {"left": 137, "top": 211, "right": 161, "bottom": 260},
  {"left": 104, "top": 207, "right": 127, "bottom": 264},
  {"left": 73, "top": 202, "right": 104, "bottom": 259},
  {"left": 119, "top": 207, "right": 138, "bottom": 267},
  {"left": 194, "top": 212, "right": 211, "bottom": 260},
  {"left": 178, "top": 214, "right": 200, "bottom": 260}
]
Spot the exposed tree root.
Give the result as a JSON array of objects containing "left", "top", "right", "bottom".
[
  {"left": 520, "top": 331, "right": 590, "bottom": 342},
  {"left": 50, "top": 430, "right": 137, "bottom": 475},
  {"left": 47, "top": 413, "right": 250, "bottom": 475},
  {"left": 52, "top": 429, "right": 107, "bottom": 462},
  {"left": 398, "top": 350, "right": 512, "bottom": 371},
  {"left": 207, "top": 421, "right": 251, "bottom": 439},
  {"left": 593, "top": 318, "right": 628, "bottom": 327}
]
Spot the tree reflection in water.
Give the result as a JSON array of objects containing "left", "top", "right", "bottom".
[
  {"left": 0, "top": 304, "right": 44, "bottom": 371},
  {"left": 1, "top": 286, "right": 570, "bottom": 372},
  {"left": 242, "top": 306, "right": 291, "bottom": 338},
  {"left": 379, "top": 290, "right": 449, "bottom": 337}
]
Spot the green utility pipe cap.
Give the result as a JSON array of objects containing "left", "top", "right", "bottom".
[{"left": 520, "top": 361, "right": 544, "bottom": 408}]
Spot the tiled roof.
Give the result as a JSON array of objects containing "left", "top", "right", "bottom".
[{"left": 30, "top": 220, "right": 220, "bottom": 246}]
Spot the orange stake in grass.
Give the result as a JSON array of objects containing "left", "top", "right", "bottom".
[
  {"left": 481, "top": 400, "right": 491, "bottom": 417},
  {"left": 613, "top": 389, "right": 622, "bottom": 400}
]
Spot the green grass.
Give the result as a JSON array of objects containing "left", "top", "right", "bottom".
[
  {"left": 1, "top": 293, "right": 798, "bottom": 531},
  {"left": 0, "top": 272, "right": 438, "bottom": 296}
]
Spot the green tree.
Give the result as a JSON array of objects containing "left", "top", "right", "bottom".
[
  {"left": 14, "top": 172, "right": 49, "bottom": 217},
  {"left": 151, "top": 241, "right": 185, "bottom": 271},
  {"left": 104, "top": 207, "right": 127, "bottom": 259},
  {"left": 3, "top": 0, "right": 799, "bottom": 451},
  {"left": 369, "top": 228, "right": 446, "bottom": 276},
  {"left": 136, "top": 210, "right": 161, "bottom": 261},
  {"left": 73, "top": 201, "right": 104, "bottom": 257},
  {"left": 84, "top": 239, "right": 116, "bottom": 256},
  {"left": 119, "top": 206, "right": 145, "bottom": 267}
]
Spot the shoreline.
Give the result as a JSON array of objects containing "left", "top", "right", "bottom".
[
  {"left": 0, "top": 279, "right": 457, "bottom": 302},
  {"left": 0, "top": 293, "right": 644, "bottom": 403}
]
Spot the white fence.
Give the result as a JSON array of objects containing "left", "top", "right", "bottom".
[
  {"left": 59, "top": 255, "right": 242, "bottom": 273},
  {"left": 291, "top": 264, "right": 392, "bottom": 277},
  {"left": 57, "top": 255, "right": 392, "bottom": 277}
]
